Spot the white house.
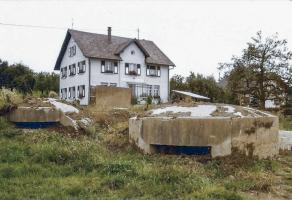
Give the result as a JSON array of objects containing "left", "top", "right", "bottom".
[{"left": 54, "top": 27, "right": 175, "bottom": 105}]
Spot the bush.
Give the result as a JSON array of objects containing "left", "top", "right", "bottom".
[
  {"left": 131, "top": 97, "right": 137, "bottom": 105},
  {"left": 0, "top": 88, "right": 23, "bottom": 113},
  {"left": 146, "top": 96, "right": 152, "bottom": 105},
  {"left": 48, "top": 91, "right": 58, "bottom": 98}
]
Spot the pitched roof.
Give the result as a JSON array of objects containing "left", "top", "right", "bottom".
[{"left": 54, "top": 29, "right": 175, "bottom": 70}]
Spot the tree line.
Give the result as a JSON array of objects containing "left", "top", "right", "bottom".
[
  {"left": 0, "top": 59, "right": 59, "bottom": 96},
  {"left": 171, "top": 31, "right": 292, "bottom": 108}
]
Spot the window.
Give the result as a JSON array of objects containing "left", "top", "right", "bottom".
[
  {"left": 125, "top": 63, "right": 141, "bottom": 75},
  {"left": 131, "top": 50, "right": 135, "bottom": 55},
  {"left": 146, "top": 85, "right": 152, "bottom": 96},
  {"left": 146, "top": 66, "right": 160, "bottom": 77},
  {"left": 100, "top": 82, "right": 117, "bottom": 87},
  {"left": 100, "top": 82, "right": 108, "bottom": 86},
  {"left": 77, "top": 85, "right": 85, "bottom": 98},
  {"left": 69, "top": 64, "right": 76, "bottom": 76},
  {"left": 69, "top": 45, "right": 76, "bottom": 57},
  {"left": 78, "top": 61, "right": 86, "bottom": 74},
  {"left": 61, "top": 88, "right": 67, "bottom": 99},
  {"left": 153, "top": 85, "right": 160, "bottom": 97},
  {"left": 68, "top": 86, "right": 76, "bottom": 99},
  {"left": 61, "top": 67, "right": 67, "bottom": 78},
  {"left": 101, "top": 60, "right": 118, "bottom": 74}
]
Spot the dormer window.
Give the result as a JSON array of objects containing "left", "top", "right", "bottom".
[
  {"left": 125, "top": 63, "right": 141, "bottom": 76},
  {"left": 69, "top": 45, "right": 76, "bottom": 57},
  {"left": 78, "top": 61, "right": 86, "bottom": 74},
  {"left": 146, "top": 66, "right": 160, "bottom": 77},
  {"left": 101, "top": 60, "right": 118, "bottom": 74}
]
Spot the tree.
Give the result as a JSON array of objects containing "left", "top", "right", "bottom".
[
  {"left": 170, "top": 74, "right": 186, "bottom": 91},
  {"left": 219, "top": 31, "right": 292, "bottom": 109},
  {"left": 170, "top": 72, "right": 227, "bottom": 103},
  {"left": 185, "top": 72, "right": 225, "bottom": 102}
]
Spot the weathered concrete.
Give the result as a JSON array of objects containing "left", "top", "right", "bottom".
[
  {"left": 8, "top": 107, "right": 62, "bottom": 122},
  {"left": 129, "top": 115, "right": 279, "bottom": 158},
  {"left": 8, "top": 106, "right": 77, "bottom": 129},
  {"left": 93, "top": 86, "right": 132, "bottom": 108}
]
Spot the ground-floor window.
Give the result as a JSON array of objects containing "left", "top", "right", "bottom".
[
  {"left": 61, "top": 88, "right": 67, "bottom": 99},
  {"left": 68, "top": 86, "right": 76, "bottom": 99},
  {"left": 100, "top": 82, "right": 117, "bottom": 87},
  {"left": 77, "top": 85, "right": 85, "bottom": 98},
  {"left": 128, "top": 83, "right": 160, "bottom": 98}
]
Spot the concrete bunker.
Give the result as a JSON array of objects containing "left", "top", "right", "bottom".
[
  {"left": 129, "top": 104, "right": 279, "bottom": 159},
  {"left": 8, "top": 98, "right": 79, "bottom": 129}
]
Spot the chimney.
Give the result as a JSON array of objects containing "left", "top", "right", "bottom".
[{"left": 107, "top": 27, "right": 112, "bottom": 42}]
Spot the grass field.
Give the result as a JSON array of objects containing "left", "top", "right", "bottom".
[{"left": 0, "top": 116, "right": 291, "bottom": 200}]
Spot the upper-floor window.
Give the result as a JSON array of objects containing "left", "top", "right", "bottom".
[
  {"left": 69, "top": 64, "right": 76, "bottom": 76},
  {"left": 78, "top": 61, "right": 86, "bottom": 74},
  {"left": 77, "top": 85, "right": 85, "bottom": 98},
  {"left": 125, "top": 63, "right": 141, "bottom": 76},
  {"left": 69, "top": 45, "right": 76, "bottom": 57},
  {"left": 146, "top": 66, "right": 160, "bottom": 77},
  {"left": 101, "top": 60, "right": 118, "bottom": 74},
  {"left": 61, "top": 67, "right": 67, "bottom": 78},
  {"left": 131, "top": 50, "right": 135, "bottom": 55}
]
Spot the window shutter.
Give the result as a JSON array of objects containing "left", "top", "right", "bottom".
[
  {"left": 82, "top": 86, "right": 85, "bottom": 97},
  {"left": 146, "top": 66, "right": 149, "bottom": 76},
  {"left": 157, "top": 67, "right": 161, "bottom": 77},
  {"left": 101, "top": 61, "right": 105, "bottom": 72},
  {"left": 125, "top": 63, "right": 129, "bottom": 74},
  {"left": 137, "top": 64, "right": 141, "bottom": 75},
  {"left": 114, "top": 62, "right": 118, "bottom": 74}
]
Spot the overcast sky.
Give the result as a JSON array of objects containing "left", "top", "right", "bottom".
[{"left": 1, "top": 0, "right": 292, "bottom": 79}]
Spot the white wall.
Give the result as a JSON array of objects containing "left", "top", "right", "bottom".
[
  {"left": 59, "top": 37, "right": 89, "bottom": 105},
  {"left": 90, "top": 42, "right": 170, "bottom": 102},
  {"left": 59, "top": 40, "right": 170, "bottom": 105}
]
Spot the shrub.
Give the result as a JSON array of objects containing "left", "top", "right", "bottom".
[
  {"left": 131, "top": 97, "right": 137, "bottom": 105},
  {"left": 0, "top": 88, "right": 23, "bottom": 114},
  {"left": 48, "top": 91, "right": 58, "bottom": 98},
  {"left": 146, "top": 96, "right": 152, "bottom": 105}
]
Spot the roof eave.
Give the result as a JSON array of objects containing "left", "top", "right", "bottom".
[{"left": 54, "top": 30, "right": 71, "bottom": 70}]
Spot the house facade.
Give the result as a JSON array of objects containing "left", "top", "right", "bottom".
[{"left": 54, "top": 28, "right": 175, "bottom": 105}]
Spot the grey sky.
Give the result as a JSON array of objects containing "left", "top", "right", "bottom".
[{"left": 0, "top": 0, "right": 292, "bottom": 79}]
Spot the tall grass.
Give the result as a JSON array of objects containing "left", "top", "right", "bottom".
[
  {"left": 0, "top": 117, "right": 287, "bottom": 199},
  {"left": 0, "top": 88, "right": 23, "bottom": 112}
]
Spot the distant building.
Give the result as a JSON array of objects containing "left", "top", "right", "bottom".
[{"left": 54, "top": 27, "right": 175, "bottom": 105}]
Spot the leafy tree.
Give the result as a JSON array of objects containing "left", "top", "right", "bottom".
[
  {"left": 170, "top": 74, "right": 186, "bottom": 91},
  {"left": 170, "top": 72, "right": 227, "bottom": 103},
  {"left": 219, "top": 31, "right": 292, "bottom": 109},
  {"left": 0, "top": 59, "right": 59, "bottom": 95}
]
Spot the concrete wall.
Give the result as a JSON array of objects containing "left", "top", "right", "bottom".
[
  {"left": 8, "top": 107, "right": 62, "bottom": 122},
  {"left": 129, "top": 116, "right": 279, "bottom": 158},
  {"left": 93, "top": 86, "right": 132, "bottom": 108}
]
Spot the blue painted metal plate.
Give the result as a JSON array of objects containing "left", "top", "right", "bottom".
[
  {"left": 14, "top": 121, "right": 58, "bottom": 129},
  {"left": 154, "top": 145, "right": 211, "bottom": 155}
]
